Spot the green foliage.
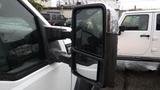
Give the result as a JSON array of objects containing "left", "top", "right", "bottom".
[{"left": 28, "top": 0, "right": 44, "bottom": 11}]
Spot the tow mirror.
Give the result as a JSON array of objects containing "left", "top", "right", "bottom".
[
  {"left": 43, "top": 3, "right": 118, "bottom": 88},
  {"left": 71, "top": 4, "right": 118, "bottom": 88}
]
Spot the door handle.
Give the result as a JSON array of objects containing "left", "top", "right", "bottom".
[{"left": 140, "top": 35, "right": 150, "bottom": 37}]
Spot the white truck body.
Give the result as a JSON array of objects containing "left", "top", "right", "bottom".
[
  {"left": 0, "top": 0, "right": 75, "bottom": 90},
  {"left": 0, "top": 64, "right": 72, "bottom": 90},
  {"left": 118, "top": 10, "right": 160, "bottom": 61}
]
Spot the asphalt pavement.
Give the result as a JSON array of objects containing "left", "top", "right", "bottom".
[{"left": 101, "top": 60, "right": 160, "bottom": 90}]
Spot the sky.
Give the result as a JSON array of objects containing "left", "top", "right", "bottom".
[
  {"left": 51, "top": 0, "right": 160, "bottom": 10},
  {"left": 120, "top": 0, "right": 160, "bottom": 10}
]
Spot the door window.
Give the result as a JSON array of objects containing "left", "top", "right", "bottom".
[
  {"left": 121, "top": 15, "right": 149, "bottom": 30},
  {"left": 57, "top": 15, "right": 61, "bottom": 20},
  {"left": 0, "top": 0, "right": 47, "bottom": 80},
  {"left": 42, "top": 13, "right": 50, "bottom": 20},
  {"left": 60, "top": 15, "right": 65, "bottom": 20},
  {"left": 156, "top": 14, "right": 160, "bottom": 30},
  {"left": 52, "top": 15, "right": 56, "bottom": 20}
]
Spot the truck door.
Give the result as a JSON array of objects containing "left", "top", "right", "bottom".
[
  {"left": 118, "top": 13, "right": 152, "bottom": 56},
  {"left": 151, "top": 13, "right": 160, "bottom": 57},
  {"left": 0, "top": 0, "right": 71, "bottom": 90}
]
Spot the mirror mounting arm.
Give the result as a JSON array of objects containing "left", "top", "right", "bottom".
[
  {"left": 45, "top": 27, "right": 72, "bottom": 42},
  {"left": 48, "top": 49, "right": 72, "bottom": 66},
  {"left": 58, "top": 53, "right": 72, "bottom": 66}
]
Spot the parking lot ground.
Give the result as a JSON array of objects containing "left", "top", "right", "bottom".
[{"left": 102, "top": 70, "right": 160, "bottom": 90}]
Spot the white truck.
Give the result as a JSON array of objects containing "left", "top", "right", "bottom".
[
  {"left": 0, "top": 0, "right": 73, "bottom": 90},
  {"left": 118, "top": 10, "right": 160, "bottom": 62},
  {"left": 0, "top": 0, "right": 118, "bottom": 90}
]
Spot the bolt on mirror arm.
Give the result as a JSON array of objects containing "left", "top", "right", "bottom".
[{"left": 44, "top": 26, "right": 72, "bottom": 65}]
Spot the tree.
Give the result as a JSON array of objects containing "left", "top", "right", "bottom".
[{"left": 28, "top": 0, "right": 44, "bottom": 11}]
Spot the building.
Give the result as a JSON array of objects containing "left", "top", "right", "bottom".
[
  {"left": 35, "top": 0, "right": 56, "bottom": 7},
  {"left": 36, "top": 0, "right": 119, "bottom": 18},
  {"left": 42, "top": 6, "right": 73, "bottom": 18}
]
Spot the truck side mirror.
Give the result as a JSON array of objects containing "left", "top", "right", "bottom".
[
  {"left": 119, "top": 26, "right": 125, "bottom": 35},
  {"left": 71, "top": 4, "right": 117, "bottom": 88},
  {"left": 119, "top": 26, "right": 125, "bottom": 31}
]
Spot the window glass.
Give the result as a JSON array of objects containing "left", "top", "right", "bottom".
[
  {"left": 52, "top": 15, "right": 56, "bottom": 20},
  {"left": 0, "top": 0, "right": 45, "bottom": 74},
  {"left": 121, "top": 15, "right": 149, "bottom": 30},
  {"left": 60, "top": 15, "right": 65, "bottom": 19},
  {"left": 57, "top": 15, "right": 61, "bottom": 20},
  {"left": 42, "top": 13, "right": 50, "bottom": 20},
  {"left": 156, "top": 14, "right": 160, "bottom": 30}
]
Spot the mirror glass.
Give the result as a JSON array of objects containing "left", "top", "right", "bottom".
[
  {"left": 74, "top": 8, "right": 103, "bottom": 81},
  {"left": 75, "top": 8, "right": 103, "bottom": 57},
  {"left": 75, "top": 53, "right": 98, "bottom": 80}
]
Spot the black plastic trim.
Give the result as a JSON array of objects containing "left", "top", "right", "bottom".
[
  {"left": 117, "top": 55, "right": 160, "bottom": 62},
  {"left": 0, "top": 62, "right": 47, "bottom": 81},
  {"left": 72, "top": 48, "right": 103, "bottom": 61}
]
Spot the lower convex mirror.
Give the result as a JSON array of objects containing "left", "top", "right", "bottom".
[
  {"left": 75, "top": 54, "right": 99, "bottom": 80},
  {"left": 71, "top": 4, "right": 118, "bottom": 88}
]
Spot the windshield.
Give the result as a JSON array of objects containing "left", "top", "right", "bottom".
[{"left": 42, "top": 13, "right": 50, "bottom": 20}]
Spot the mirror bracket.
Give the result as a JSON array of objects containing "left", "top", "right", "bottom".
[
  {"left": 48, "top": 49, "right": 72, "bottom": 65},
  {"left": 45, "top": 26, "right": 72, "bottom": 42}
]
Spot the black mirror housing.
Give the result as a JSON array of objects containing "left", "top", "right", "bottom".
[
  {"left": 118, "top": 26, "right": 125, "bottom": 35},
  {"left": 119, "top": 26, "right": 125, "bottom": 32},
  {"left": 71, "top": 4, "right": 118, "bottom": 88}
]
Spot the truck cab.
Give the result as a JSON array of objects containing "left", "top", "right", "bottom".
[{"left": 118, "top": 10, "right": 160, "bottom": 61}]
